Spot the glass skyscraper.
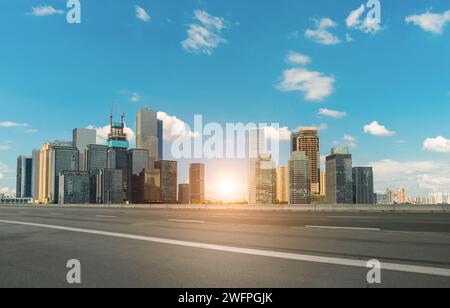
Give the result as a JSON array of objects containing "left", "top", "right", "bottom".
[
  {"left": 326, "top": 147, "right": 353, "bottom": 204},
  {"left": 136, "top": 108, "right": 162, "bottom": 164},
  {"left": 16, "top": 155, "right": 33, "bottom": 198},
  {"left": 189, "top": 163, "right": 205, "bottom": 204},
  {"left": 50, "top": 146, "right": 80, "bottom": 204},
  {"left": 86, "top": 144, "right": 108, "bottom": 203},
  {"left": 73, "top": 128, "right": 96, "bottom": 171},
  {"left": 288, "top": 151, "right": 311, "bottom": 205},
  {"left": 352, "top": 167, "right": 375, "bottom": 204},
  {"left": 59, "top": 171, "right": 90, "bottom": 204},
  {"left": 96, "top": 169, "right": 123, "bottom": 204},
  {"left": 155, "top": 160, "right": 177, "bottom": 204},
  {"left": 255, "top": 155, "right": 275, "bottom": 204},
  {"left": 127, "top": 149, "right": 150, "bottom": 203}
]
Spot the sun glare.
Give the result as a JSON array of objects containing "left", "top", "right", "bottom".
[{"left": 218, "top": 178, "right": 237, "bottom": 200}]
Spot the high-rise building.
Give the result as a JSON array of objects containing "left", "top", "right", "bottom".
[
  {"left": 155, "top": 160, "right": 177, "bottom": 204},
  {"left": 86, "top": 144, "right": 108, "bottom": 203},
  {"left": 294, "top": 128, "right": 320, "bottom": 195},
  {"left": 131, "top": 169, "right": 161, "bottom": 204},
  {"left": 127, "top": 149, "right": 150, "bottom": 203},
  {"left": 396, "top": 187, "right": 407, "bottom": 204},
  {"left": 178, "top": 184, "right": 190, "bottom": 204},
  {"left": 290, "top": 131, "right": 300, "bottom": 153},
  {"left": 319, "top": 171, "right": 326, "bottom": 196},
  {"left": 38, "top": 140, "right": 73, "bottom": 204},
  {"left": 136, "top": 108, "right": 162, "bottom": 163},
  {"left": 16, "top": 155, "right": 33, "bottom": 198},
  {"left": 288, "top": 151, "right": 311, "bottom": 205},
  {"left": 49, "top": 146, "right": 79, "bottom": 204},
  {"left": 275, "top": 166, "right": 289, "bottom": 204},
  {"left": 157, "top": 119, "right": 164, "bottom": 161},
  {"left": 107, "top": 113, "right": 129, "bottom": 202},
  {"left": 31, "top": 149, "right": 40, "bottom": 202},
  {"left": 189, "top": 163, "right": 205, "bottom": 204},
  {"left": 73, "top": 128, "right": 96, "bottom": 171},
  {"left": 96, "top": 169, "right": 123, "bottom": 204},
  {"left": 255, "top": 155, "right": 275, "bottom": 204},
  {"left": 59, "top": 171, "right": 90, "bottom": 205},
  {"left": 248, "top": 128, "right": 267, "bottom": 205},
  {"left": 352, "top": 167, "right": 374, "bottom": 204},
  {"left": 377, "top": 193, "right": 387, "bottom": 204},
  {"left": 386, "top": 187, "right": 395, "bottom": 204},
  {"left": 326, "top": 146, "right": 353, "bottom": 204}
]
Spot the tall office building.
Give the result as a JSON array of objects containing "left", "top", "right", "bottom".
[
  {"left": 189, "top": 163, "right": 205, "bottom": 204},
  {"left": 255, "top": 155, "right": 275, "bottom": 204},
  {"left": 132, "top": 169, "right": 161, "bottom": 204},
  {"left": 288, "top": 151, "right": 311, "bottom": 205},
  {"left": 275, "top": 166, "right": 289, "bottom": 204},
  {"left": 290, "top": 131, "right": 300, "bottom": 153},
  {"left": 59, "top": 171, "right": 90, "bottom": 205},
  {"left": 127, "top": 149, "right": 150, "bottom": 203},
  {"left": 49, "top": 146, "right": 79, "bottom": 204},
  {"left": 73, "top": 128, "right": 96, "bottom": 171},
  {"left": 86, "top": 144, "right": 108, "bottom": 203},
  {"left": 386, "top": 187, "right": 395, "bottom": 204},
  {"left": 293, "top": 128, "right": 320, "bottom": 195},
  {"left": 178, "top": 184, "right": 190, "bottom": 204},
  {"left": 248, "top": 128, "right": 267, "bottom": 205},
  {"left": 352, "top": 167, "right": 374, "bottom": 204},
  {"left": 107, "top": 113, "right": 129, "bottom": 202},
  {"left": 157, "top": 119, "right": 164, "bottom": 160},
  {"left": 16, "top": 155, "right": 33, "bottom": 198},
  {"left": 326, "top": 146, "right": 353, "bottom": 204},
  {"left": 96, "top": 169, "right": 123, "bottom": 204},
  {"left": 396, "top": 187, "right": 407, "bottom": 204},
  {"left": 38, "top": 140, "right": 74, "bottom": 204},
  {"left": 136, "top": 108, "right": 162, "bottom": 163},
  {"left": 155, "top": 160, "right": 177, "bottom": 204},
  {"left": 319, "top": 171, "right": 326, "bottom": 196},
  {"left": 31, "top": 149, "right": 40, "bottom": 201}
]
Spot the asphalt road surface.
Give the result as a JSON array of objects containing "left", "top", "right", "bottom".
[{"left": 1, "top": 206, "right": 450, "bottom": 288}]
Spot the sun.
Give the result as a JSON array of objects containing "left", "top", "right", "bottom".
[{"left": 218, "top": 178, "right": 236, "bottom": 200}]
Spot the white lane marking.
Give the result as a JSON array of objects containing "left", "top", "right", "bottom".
[
  {"left": 306, "top": 225, "right": 381, "bottom": 231},
  {"left": 95, "top": 215, "right": 117, "bottom": 218},
  {"left": 0, "top": 219, "right": 449, "bottom": 278},
  {"left": 49, "top": 213, "right": 63, "bottom": 216},
  {"left": 328, "top": 216, "right": 380, "bottom": 219},
  {"left": 168, "top": 219, "right": 205, "bottom": 224}
]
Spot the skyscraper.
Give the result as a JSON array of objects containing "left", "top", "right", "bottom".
[
  {"left": 86, "top": 144, "right": 108, "bottom": 203},
  {"left": 255, "top": 155, "right": 275, "bottom": 204},
  {"left": 31, "top": 149, "right": 40, "bottom": 202},
  {"left": 248, "top": 128, "right": 267, "bottom": 205},
  {"left": 319, "top": 171, "right": 326, "bottom": 196},
  {"left": 73, "top": 128, "right": 96, "bottom": 171},
  {"left": 178, "top": 184, "right": 190, "bottom": 204},
  {"left": 288, "top": 151, "right": 311, "bottom": 205},
  {"left": 157, "top": 119, "right": 164, "bottom": 160},
  {"left": 352, "top": 167, "right": 374, "bottom": 204},
  {"left": 132, "top": 169, "right": 161, "bottom": 204},
  {"left": 96, "top": 169, "right": 123, "bottom": 204},
  {"left": 326, "top": 146, "right": 353, "bottom": 204},
  {"left": 49, "top": 146, "right": 79, "bottom": 204},
  {"left": 386, "top": 187, "right": 395, "bottom": 204},
  {"left": 396, "top": 187, "right": 407, "bottom": 204},
  {"left": 127, "top": 149, "right": 150, "bottom": 203},
  {"left": 16, "top": 155, "right": 33, "bottom": 198},
  {"left": 294, "top": 128, "right": 320, "bottom": 195},
  {"left": 136, "top": 108, "right": 162, "bottom": 163},
  {"left": 59, "top": 171, "right": 90, "bottom": 205},
  {"left": 189, "top": 163, "right": 205, "bottom": 204},
  {"left": 275, "top": 166, "right": 289, "bottom": 204},
  {"left": 155, "top": 160, "right": 177, "bottom": 204}
]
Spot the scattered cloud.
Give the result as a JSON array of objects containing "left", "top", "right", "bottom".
[
  {"left": 129, "top": 92, "right": 141, "bottom": 103},
  {"left": 295, "top": 123, "right": 328, "bottom": 132},
  {"left": 0, "top": 161, "right": 12, "bottom": 180},
  {"left": 405, "top": 10, "right": 450, "bottom": 35},
  {"left": 28, "top": 5, "right": 64, "bottom": 17},
  {"left": 277, "top": 68, "right": 335, "bottom": 101},
  {"left": 182, "top": 10, "right": 229, "bottom": 55},
  {"left": 135, "top": 5, "right": 151, "bottom": 22},
  {"left": 423, "top": 136, "right": 450, "bottom": 153},
  {"left": 305, "top": 18, "right": 341, "bottom": 45},
  {"left": 346, "top": 33, "right": 354, "bottom": 42},
  {"left": 0, "top": 187, "right": 15, "bottom": 195},
  {"left": 86, "top": 124, "right": 136, "bottom": 148},
  {"left": 0, "top": 121, "right": 28, "bottom": 128},
  {"left": 262, "top": 126, "right": 291, "bottom": 142},
  {"left": 285, "top": 51, "right": 311, "bottom": 66},
  {"left": 157, "top": 112, "right": 199, "bottom": 141},
  {"left": 363, "top": 121, "right": 395, "bottom": 137},
  {"left": 343, "top": 134, "right": 358, "bottom": 148},
  {"left": 318, "top": 108, "right": 347, "bottom": 119},
  {"left": 0, "top": 145, "right": 11, "bottom": 151},
  {"left": 346, "top": 4, "right": 382, "bottom": 34}
]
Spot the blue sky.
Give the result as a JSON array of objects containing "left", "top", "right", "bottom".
[{"left": 1, "top": 0, "right": 450, "bottom": 198}]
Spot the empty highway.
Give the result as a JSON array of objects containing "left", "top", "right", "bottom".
[{"left": 1, "top": 206, "right": 450, "bottom": 288}]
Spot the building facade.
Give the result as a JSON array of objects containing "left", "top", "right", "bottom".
[
  {"left": 155, "top": 160, "right": 177, "bottom": 204},
  {"left": 255, "top": 155, "right": 275, "bottom": 204},
  {"left": 73, "top": 128, "right": 96, "bottom": 171},
  {"left": 288, "top": 151, "right": 311, "bottom": 205},
  {"left": 352, "top": 167, "right": 374, "bottom": 204},
  {"left": 189, "top": 163, "right": 205, "bottom": 204},
  {"left": 275, "top": 166, "right": 289, "bottom": 204},
  {"left": 49, "top": 146, "right": 80, "bottom": 204},
  {"left": 248, "top": 128, "right": 267, "bottom": 205},
  {"left": 127, "top": 149, "right": 150, "bottom": 203},
  {"left": 136, "top": 108, "right": 161, "bottom": 163},
  {"left": 293, "top": 128, "right": 320, "bottom": 195},
  {"left": 16, "top": 155, "right": 33, "bottom": 198},
  {"left": 178, "top": 184, "right": 190, "bottom": 204},
  {"left": 31, "top": 150, "right": 40, "bottom": 202},
  {"left": 326, "top": 147, "right": 353, "bottom": 204},
  {"left": 96, "top": 169, "right": 123, "bottom": 204},
  {"left": 131, "top": 169, "right": 161, "bottom": 204},
  {"left": 59, "top": 171, "right": 90, "bottom": 204},
  {"left": 86, "top": 144, "right": 108, "bottom": 203},
  {"left": 396, "top": 187, "right": 407, "bottom": 204}
]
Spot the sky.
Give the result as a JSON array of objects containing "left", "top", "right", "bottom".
[{"left": 0, "top": 0, "right": 450, "bottom": 199}]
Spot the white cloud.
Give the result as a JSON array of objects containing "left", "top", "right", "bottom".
[
  {"left": 285, "top": 52, "right": 311, "bottom": 66},
  {"left": 318, "top": 108, "right": 347, "bottom": 119},
  {"left": 277, "top": 68, "right": 335, "bottom": 101},
  {"left": 295, "top": 123, "right": 328, "bottom": 132},
  {"left": 0, "top": 187, "right": 15, "bottom": 195},
  {"left": 363, "top": 121, "right": 395, "bottom": 137},
  {"left": 0, "top": 121, "right": 28, "bottom": 128},
  {"left": 346, "top": 33, "right": 354, "bottom": 42},
  {"left": 129, "top": 92, "right": 141, "bottom": 103},
  {"left": 423, "top": 136, "right": 450, "bottom": 153},
  {"left": 157, "top": 112, "right": 198, "bottom": 141},
  {"left": 28, "top": 6, "right": 64, "bottom": 17},
  {"left": 305, "top": 18, "right": 341, "bottom": 45},
  {"left": 86, "top": 124, "right": 136, "bottom": 148},
  {"left": 135, "top": 6, "right": 151, "bottom": 22},
  {"left": 406, "top": 10, "right": 450, "bottom": 35},
  {"left": 182, "top": 10, "right": 229, "bottom": 55},
  {"left": 262, "top": 126, "right": 291, "bottom": 142},
  {"left": 0, "top": 161, "right": 11, "bottom": 180},
  {"left": 0, "top": 145, "right": 11, "bottom": 150},
  {"left": 343, "top": 134, "right": 357, "bottom": 149},
  {"left": 346, "top": 4, "right": 382, "bottom": 34}
]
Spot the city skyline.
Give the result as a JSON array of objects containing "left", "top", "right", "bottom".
[{"left": 1, "top": 1, "right": 450, "bottom": 199}]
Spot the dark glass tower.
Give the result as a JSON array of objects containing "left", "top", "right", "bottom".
[
  {"left": 326, "top": 147, "right": 353, "bottom": 204},
  {"left": 352, "top": 167, "right": 375, "bottom": 204}
]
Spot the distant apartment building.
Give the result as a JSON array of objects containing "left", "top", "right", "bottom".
[
  {"left": 31, "top": 150, "right": 40, "bottom": 202},
  {"left": 288, "top": 151, "right": 311, "bottom": 205},
  {"left": 190, "top": 163, "right": 205, "bottom": 204},
  {"left": 155, "top": 160, "right": 177, "bottom": 204},
  {"left": 59, "top": 171, "right": 90, "bottom": 205},
  {"left": 396, "top": 187, "right": 407, "bottom": 204},
  {"left": 386, "top": 187, "right": 395, "bottom": 204},
  {"left": 352, "top": 167, "right": 374, "bottom": 204},
  {"left": 275, "top": 166, "right": 289, "bottom": 204},
  {"left": 178, "top": 184, "right": 190, "bottom": 204},
  {"left": 326, "top": 146, "right": 353, "bottom": 204},
  {"left": 293, "top": 128, "right": 320, "bottom": 195},
  {"left": 16, "top": 155, "right": 33, "bottom": 198}
]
